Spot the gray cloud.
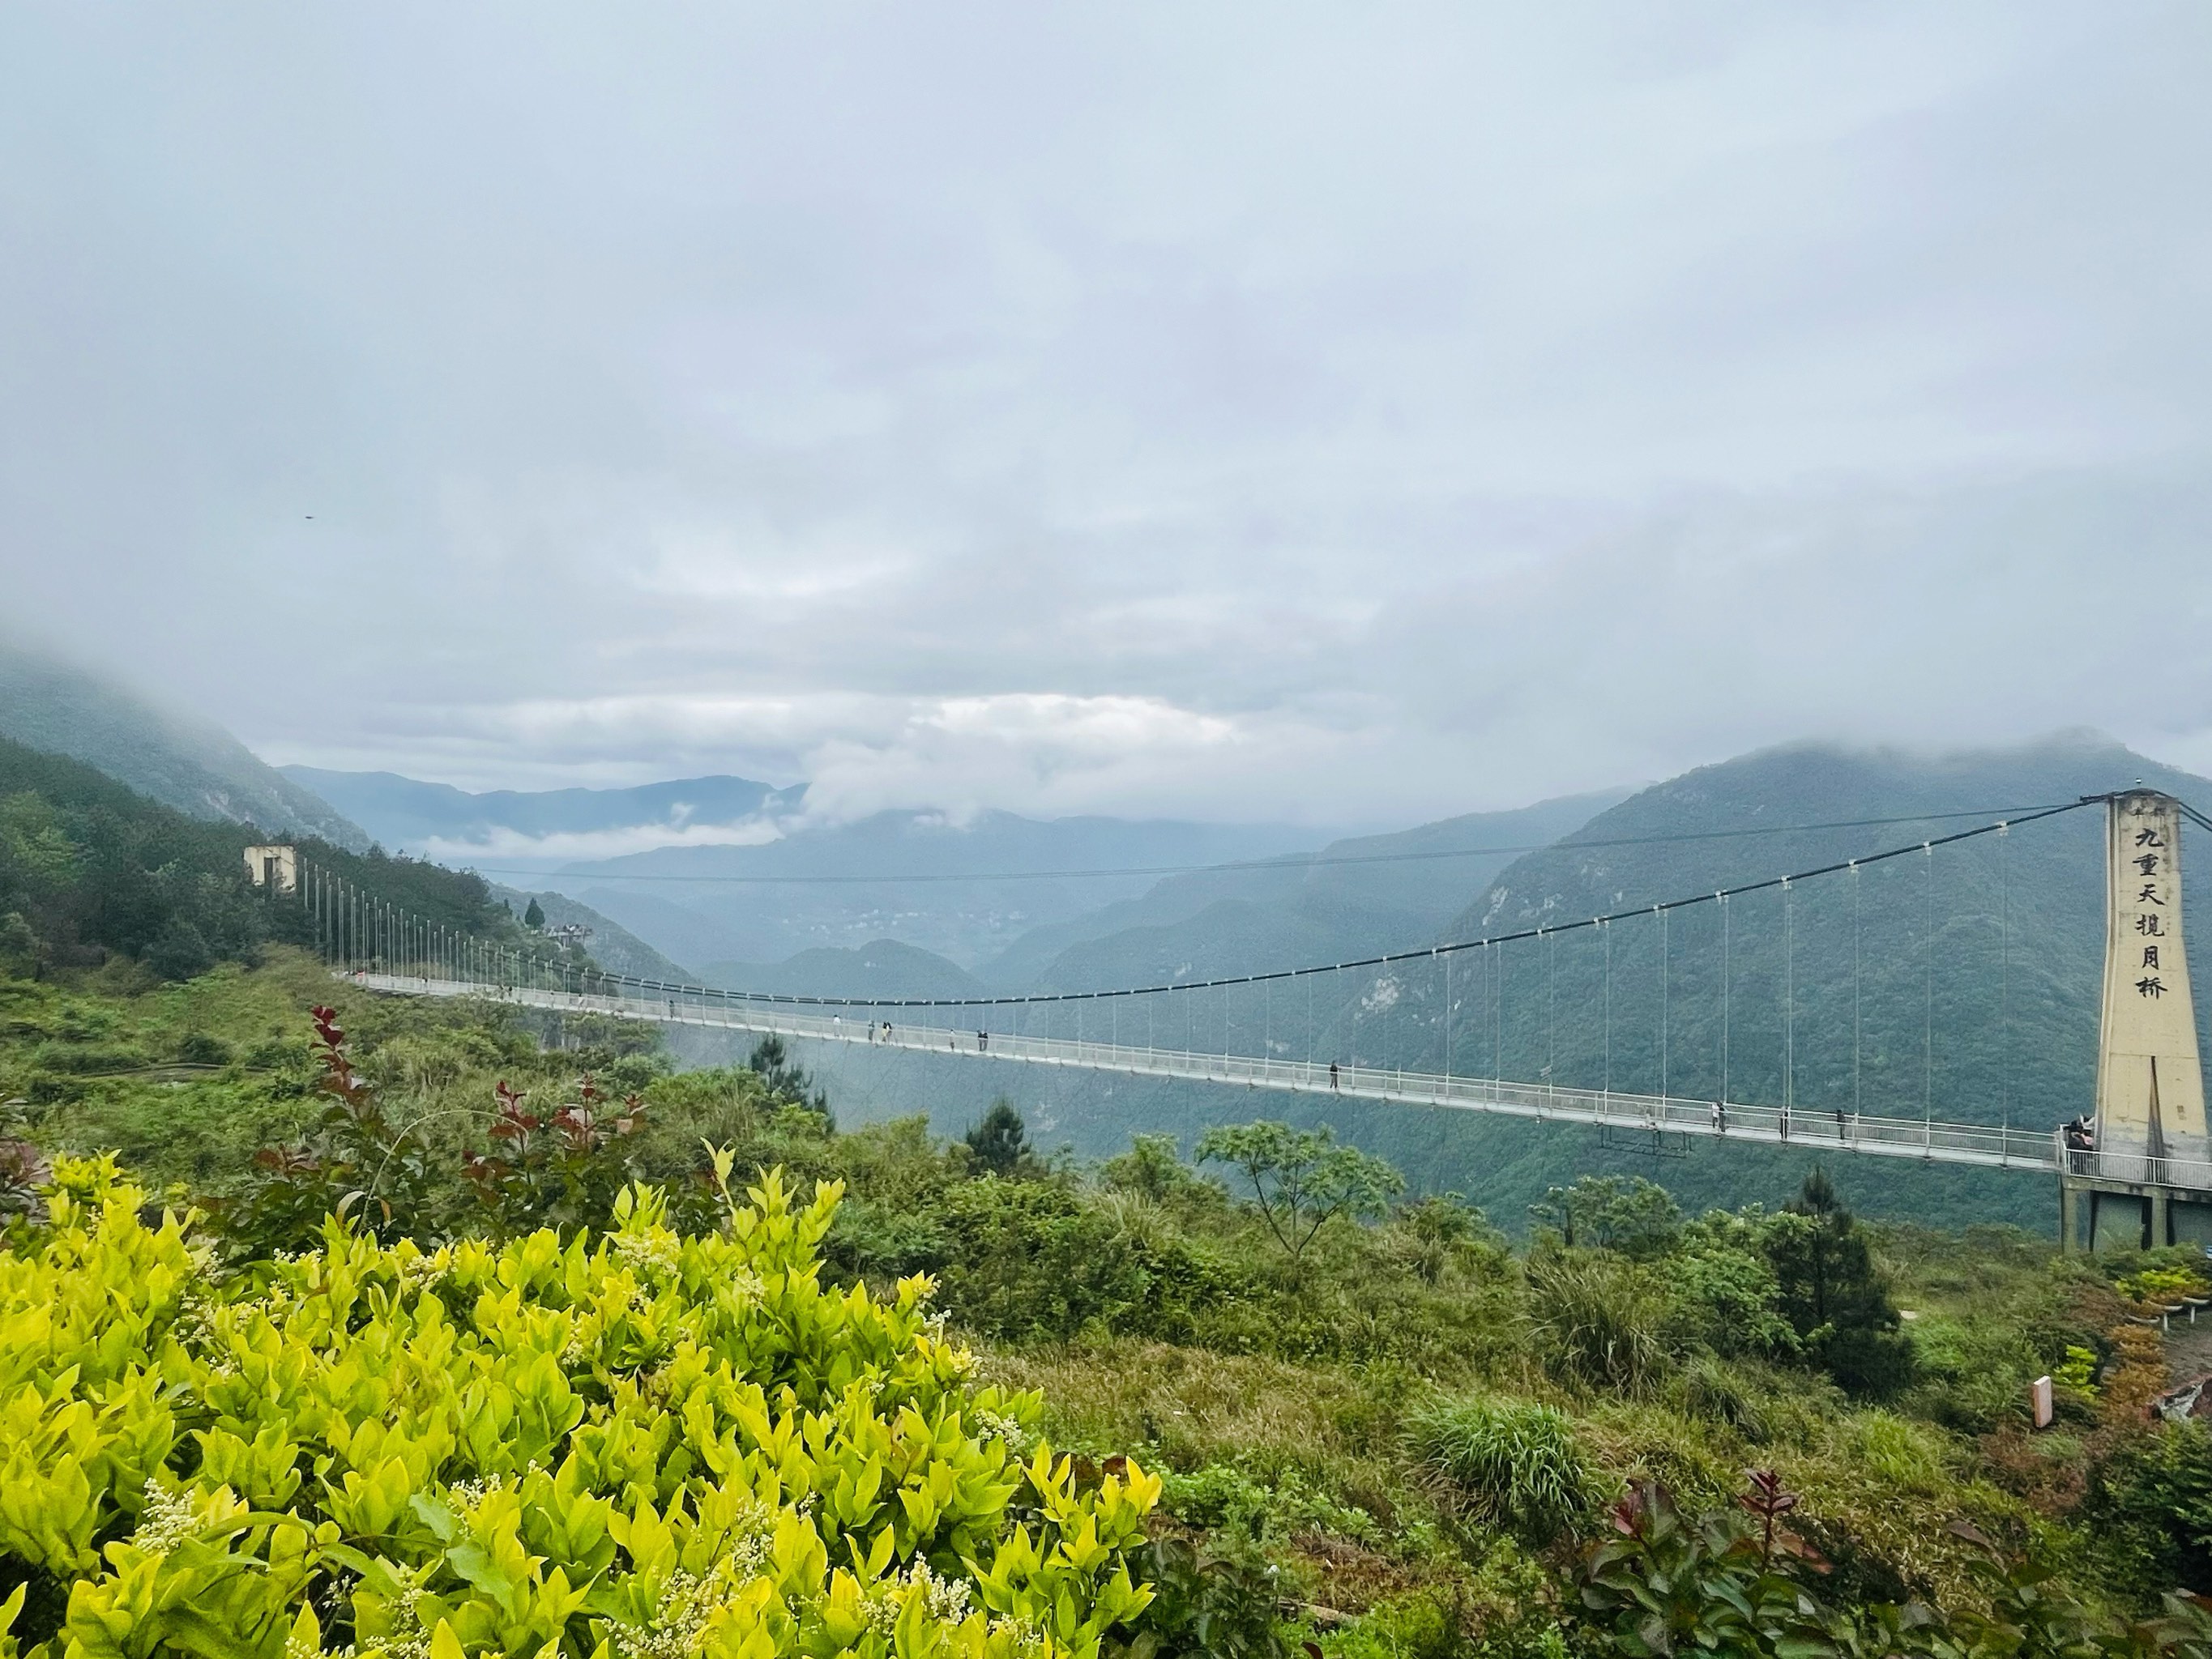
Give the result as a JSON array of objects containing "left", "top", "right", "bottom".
[{"left": 2, "top": 3, "right": 2207, "bottom": 825}]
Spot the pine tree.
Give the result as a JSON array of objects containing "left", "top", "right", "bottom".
[
  {"left": 747, "top": 1035, "right": 831, "bottom": 1120},
  {"left": 964, "top": 1099, "right": 1033, "bottom": 1177},
  {"left": 1769, "top": 1166, "right": 1915, "bottom": 1397},
  {"left": 523, "top": 897, "right": 544, "bottom": 930}
]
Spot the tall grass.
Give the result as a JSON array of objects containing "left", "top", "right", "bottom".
[
  {"left": 1407, "top": 1392, "right": 1595, "bottom": 1546},
  {"left": 1523, "top": 1249, "right": 1674, "bottom": 1394}
]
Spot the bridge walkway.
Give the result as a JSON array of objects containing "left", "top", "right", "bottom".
[{"left": 348, "top": 970, "right": 2144, "bottom": 1179}]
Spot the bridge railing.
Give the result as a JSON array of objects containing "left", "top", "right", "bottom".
[
  {"left": 356, "top": 970, "right": 2087, "bottom": 1175},
  {"left": 2053, "top": 1136, "right": 2212, "bottom": 1193}
]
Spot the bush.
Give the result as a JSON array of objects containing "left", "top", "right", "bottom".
[
  {"left": 1408, "top": 1394, "right": 1597, "bottom": 1547},
  {"left": 1672, "top": 1239, "right": 1798, "bottom": 1362},
  {"left": 140, "top": 918, "right": 216, "bottom": 982},
  {"left": 2090, "top": 1421, "right": 2212, "bottom": 1597},
  {"left": 965, "top": 1099, "right": 1036, "bottom": 1178},
  {"left": 173, "top": 1029, "right": 234, "bottom": 1066},
  {"left": 1113, "top": 1536, "right": 1287, "bottom": 1659},
  {"left": 1319, "top": 1593, "right": 1471, "bottom": 1659},
  {"left": 1671, "top": 1355, "right": 1769, "bottom": 1441},
  {"left": 869, "top": 1179, "right": 1228, "bottom": 1344},
  {"left": 1770, "top": 1171, "right": 1915, "bottom": 1399},
  {"left": 0, "top": 1154, "right": 1160, "bottom": 1657}
]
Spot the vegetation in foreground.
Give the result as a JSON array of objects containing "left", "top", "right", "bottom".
[{"left": 8, "top": 950, "right": 2212, "bottom": 1658}]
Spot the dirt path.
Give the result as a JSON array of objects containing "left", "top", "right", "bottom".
[{"left": 2163, "top": 1311, "right": 2212, "bottom": 1381}]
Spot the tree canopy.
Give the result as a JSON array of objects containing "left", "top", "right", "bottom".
[{"left": 1194, "top": 1120, "right": 1403, "bottom": 1268}]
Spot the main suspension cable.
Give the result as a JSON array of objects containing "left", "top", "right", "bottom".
[{"left": 317, "top": 796, "right": 2103, "bottom": 1013}]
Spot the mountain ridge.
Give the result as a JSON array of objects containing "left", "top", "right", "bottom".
[
  {"left": 282, "top": 766, "right": 805, "bottom": 859},
  {"left": 0, "top": 640, "right": 368, "bottom": 849},
  {"left": 543, "top": 808, "right": 1334, "bottom": 970}
]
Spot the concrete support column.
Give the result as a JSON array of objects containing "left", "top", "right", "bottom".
[
  {"left": 2151, "top": 1188, "right": 2172, "bottom": 1250},
  {"left": 2060, "top": 1179, "right": 2080, "bottom": 1255}
]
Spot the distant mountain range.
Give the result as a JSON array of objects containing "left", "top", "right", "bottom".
[
  {"left": 281, "top": 766, "right": 1345, "bottom": 976},
  {"left": 700, "top": 940, "right": 987, "bottom": 1001},
  {"left": 280, "top": 767, "right": 804, "bottom": 862},
  {"left": 987, "top": 789, "right": 1632, "bottom": 992},
  {"left": 0, "top": 640, "right": 369, "bottom": 848},
  {"left": 781, "top": 731, "right": 2212, "bottom": 1238},
  {"left": 519, "top": 809, "right": 1337, "bottom": 971}
]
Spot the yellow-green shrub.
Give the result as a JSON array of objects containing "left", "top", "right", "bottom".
[{"left": 0, "top": 1154, "right": 1157, "bottom": 1659}]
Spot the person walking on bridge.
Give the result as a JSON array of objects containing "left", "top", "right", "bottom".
[{"left": 1329, "top": 1061, "right": 1339, "bottom": 1091}]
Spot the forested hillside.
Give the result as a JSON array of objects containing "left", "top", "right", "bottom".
[
  {"left": 0, "top": 639, "right": 368, "bottom": 847},
  {"left": 488, "top": 881, "right": 698, "bottom": 982},
  {"left": 0, "top": 736, "right": 591, "bottom": 987},
  {"left": 980, "top": 791, "right": 1629, "bottom": 991}
]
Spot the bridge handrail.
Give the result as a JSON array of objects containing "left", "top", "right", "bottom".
[
  {"left": 2052, "top": 1134, "right": 2212, "bottom": 1193},
  {"left": 350, "top": 970, "right": 2119, "bottom": 1179}
]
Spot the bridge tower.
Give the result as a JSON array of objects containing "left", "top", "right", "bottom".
[{"left": 2063, "top": 790, "right": 2212, "bottom": 1251}]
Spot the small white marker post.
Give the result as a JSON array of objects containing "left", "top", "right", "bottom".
[{"left": 2031, "top": 1375, "right": 2055, "bottom": 1431}]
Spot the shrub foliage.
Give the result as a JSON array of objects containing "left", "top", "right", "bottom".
[{"left": 0, "top": 1155, "right": 1158, "bottom": 1659}]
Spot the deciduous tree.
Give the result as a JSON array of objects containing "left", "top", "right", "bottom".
[{"left": 1194, "top": 1120, "right": 1403, "bottom": 1269}]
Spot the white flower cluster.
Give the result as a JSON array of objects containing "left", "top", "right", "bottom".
[
  {"left": 394, "top": 1252, "right": 444, "bottom": 1294},
  {"left": 130, "top": 1481, "right": 203, "bottom": 1557},
  {"left": 169, "top": 1290, "right": 220, "bottom": 1350},
  {"left": 609, "top": 1230, "right": 683, "bottom": 1277},
  {"left": 442, "top": 1477, "right": 499, "bottom": 1520},
  {"left": 868, "top": 1559, "right": 975, "bottom": 1636},
  {"left": 619, "top": 1559, "right": 752, "bottom": 1659},
  {"left": 624, "top": 1567, "right": 715, "bottom": 1659},
  {"left": 363, "top": 1572, "right": 435, "bottom": 1659},
  {"left": 907, "top": 1560, "right": 973, "bottom": 1624},
  {"left": 614, "top": 1502, "right": 781, "bottom": 1659},
  {"left": 971, "top": 1410, "right": 1031, "bottom": 1456},
  {"left": 990, "top": 1612, "right": 1052, "bottom": 1659},
  {"left": 726, "top": 1495, "right": 777, "bottom": 1579}
]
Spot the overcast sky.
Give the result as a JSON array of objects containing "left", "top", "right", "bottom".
[{"left": 3, "top": 4, "right": 2209, "bottom": 828}]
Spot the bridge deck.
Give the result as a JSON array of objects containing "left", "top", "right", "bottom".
[{"left": 348, "top": 970, "right": 2171, "bottom": 1179}]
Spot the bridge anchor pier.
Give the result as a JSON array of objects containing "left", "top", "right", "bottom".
[{"left": 2060, "top": 1171, "right": 2212, "bottom": 1253}]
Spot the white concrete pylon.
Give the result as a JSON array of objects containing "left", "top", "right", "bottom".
[{"left": 2095, "top": 791, "right": 2208, "bottom": 1175}]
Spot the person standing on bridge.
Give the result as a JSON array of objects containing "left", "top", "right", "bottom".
[
  {"left": 1330, "top": 1061, "right": 1339, "bottom": 1090},
  {"left": 1712, "top": 1098, "right": 1725, "bottom": 1134}
]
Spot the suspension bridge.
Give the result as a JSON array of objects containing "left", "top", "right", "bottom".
[{"left": 273, "top": 789, "right": 2212, "bottom": 1248}]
